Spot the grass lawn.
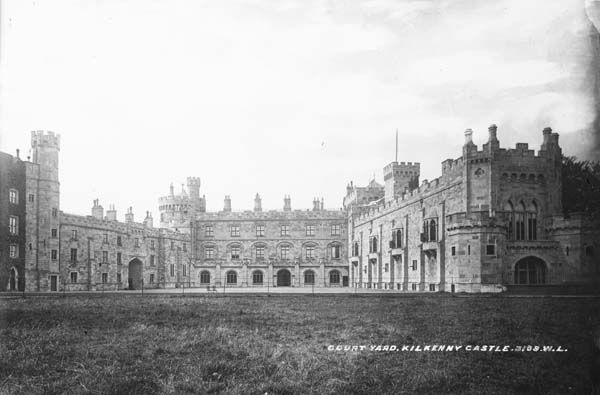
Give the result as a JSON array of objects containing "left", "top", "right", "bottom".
[{"left": 0, "top": 294, "right": 599, "bottom": 394}]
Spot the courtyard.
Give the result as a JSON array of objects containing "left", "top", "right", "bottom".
[{"left": 0, "top": 294, "right": 598, "bottom": 394}]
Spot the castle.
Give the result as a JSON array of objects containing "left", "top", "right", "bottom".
[{"left": 0, "top": 126, "right": 598, "bottom": 292}]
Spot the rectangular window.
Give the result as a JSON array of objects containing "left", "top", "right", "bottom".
[
  {"left": 28, "top": 194, "right": 34, "bottom": 203},
  {"left": 231, "top": 246, "right": 240, "bottom": 260},
  {"left": 230, "top": 225, "right": 240, "bottom": 237},
  {"left": 280, "top": 224, "right": 290, "bottom": 236},
  {"left": 451, "top": 246, "right": 456, "bottom": 256},
  {"left": 412, "top": 260, "right": 417, "bottom": 271},
  {"left": 305, "top": 245, "right": 315, "bottom": 259},
  {"left": 101, "top": 273, "right": 108, "bottom": 284},
  {"left": 305, "top": 224, "right": 316, "bottom": 236},
  {"left": 51, "top": 249, "right": 57, "bottom": 261},
  {"left": 280, "top": 245, "right": 290, "bottom": 260},
  {"left": 467, "top": 245, "right": 471, "bottom": 255},
  {"left": 117, "top": 252, "right": 122, "bottom": 264},
  {"left": 117, "top": 236, "right": 122, "bottom": 246},
  {"left": 150, "top": 240, "right": 154, "bottom": 249},
  {"left": 205, "top": 247, "right": 214, "bottom": 259},
  {"left": 9, "top": 244, "right": 18, "bottom": 258},
  {"left": 170, "top": 241, "right": 174, "bottom": 250},
  {"left": 72, "top": 230, "right": 78, "bottom": 239},
  {"left": 150, "top": 255, "right": 155, "bottom": 266},
  {"left": 331, "top": 245, "right": 341, "bottom": 259},
  {"left": 103, "top": 233, "right": 109, "bottom": 243},
  {"left": 170, "top": 264, "right": 175, "bottom": 277},
  {"left": 369, "top": 236, "right": 378, "bottom": 253},
  {"left": 384, "top": 263, "right": 389, "bottom": 272},
  {"left": 183, "top": 243, "right": 187, "bottom": 252},
  {"left": 117, "top": 273, "right": 122, "bottom": 283},
  {"left": 429, "top": 284, "right": 436, "bottom": 291},
  {"left": 183, "top": 265, "right": 187, "bottom": 277},
  {"left": 9, "top": 189, "right": 18, "bottom": 204},
  {"left": 412, "top": 283, "right": 417, "bottom": 291},
  {"left": 52, "top": 208, "right": 58, "bottom": 217},
  {"left": 70, "top": 248, "right": 77, "bottom": 263},
  {"left": 205, "top": 226, "right": 214, "bottom": 237},
  {"left": 149, "top": 274, "right": 155, "bottom": 284},
  {"left": 102, "top": 251, "right": 108, "bottom": 263},
  {"left": 391, "top": 229, "right": 403, "bottom": 248},
  {"left": 256, "top": 224, "right": 265, "bottom": 237},
  {"left": 255, "top": 246, "right": 265, "bottom": 259},
  {"left": 70, "top": 272, "right": 78, "bottom": 283},
  {"left": 8, "top": 216, "right": 18, "bottom": 235},
  {"left": 486, "top": 244, "right": 496, "bottom": 256},
  {"left": 134, "top": 238, "right": 140, "bottom": 248},
  {"left": 331, "top": 224, "right": 341, "bottom": 236},
  {"left": 51, "top": 228, "right": 57, "bottom": 238}
]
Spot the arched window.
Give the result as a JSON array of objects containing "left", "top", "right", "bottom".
[
  {"left": 369, "top": 236, "right": 378, "bottom": 253},
  {"left": 527, "top": 201, "right": 538, "bottom": 241},
  {"left": 504, "top": 201, "right": 514, "bottom": 240},
  {"left": 252, "top": 270, "right": 263, "bottom": 285},
  {"left": 329, "top": 270, "right": 340, "bottom": 284},
  {"left": 226, "top": 270, "right": 237, "bottom": 285},
  {"left": 304, "top": 270, "right": 315, "bottom": 285},
  {"left": 352, "top": 242, "right": 359, "bottom": 256},
  {"left": 429, "top": 219, "right": 437, "bottom": 241},
  {"left": 199, "top": 271, "right": 210, "bottom": 284},
  {"left": 515, "top": 202, "right": 526, "bottom": 241},
  {"left": 514, "top": 257, "right": 546, "bottom": 284}
]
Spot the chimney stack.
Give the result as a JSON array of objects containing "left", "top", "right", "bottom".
[
  {"left": 254, "top": 193, "right": 262, "bottom": 212},
  {"left": 464, "top": 128, "right": 474, "bottom": 145},
  {"left": 125, "top": 207, "right": 134, "bottom": 223},
  {"left": 143, "top": 211, "right": 153, "bottom": 228},
  {"left": 92, "top": 199, "right": 104, "bottom": 220},
  {"left": 106, "top": 204, "right": 117, "bottom": 221},
  {"left": 224, "top": 195, "right": 232, "bottom": 212},
  {"left": 283, "top": 195, "right": 291, "bottom": 211}
]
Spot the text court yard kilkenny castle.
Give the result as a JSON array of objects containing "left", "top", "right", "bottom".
[{"left": 0, "top": 126, "right": 598, "bottom": 292}]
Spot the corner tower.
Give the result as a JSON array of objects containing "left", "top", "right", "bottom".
[{"left": 384, "top": 161, "right": 420, "bottom": 202}]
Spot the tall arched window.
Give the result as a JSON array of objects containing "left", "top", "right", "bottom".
[
  {"left": 252, "top": 270, "right": 263, "bottom": 285},
  {"left": 527, "top": 201, "right": 538, "bottom": 240},
  {"left": 352, "top": 242, "right": 359, "bottom": 256},
  {"left": 515, "top": 202, "right": 526, "bottom": 241},
  {"left": 504, "top": 201, "right": 514, "bottom": 240},
  {"left": 226, "top": 270, "right": 237, "bottom": 285},
  {"left": 429, "top": 219, "right": 437, "bottom": 241},
  {"left": 199, "top": 271, "right": 210, "bottom": 284}
]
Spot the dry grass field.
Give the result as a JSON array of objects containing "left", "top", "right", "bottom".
[{"left": 0, "top": 294, "right": 599, "bottom": 394}]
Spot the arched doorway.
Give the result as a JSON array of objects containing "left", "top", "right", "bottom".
[
  {"left": 277, "top": 269, "right": 291, "bottom": 286},
  {"left": 514, "top": 256, "right": 547, "bottom": 285},
  {"left": 128, "top": 259, "right": 143, "bottom": 290},
  {"left": 9, "top": 268, "right": 17, "bottom": 291}
]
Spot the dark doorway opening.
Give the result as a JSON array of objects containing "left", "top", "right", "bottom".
[
  {"left": 128, "top": 259, "right": 143, "bottom": 290},
  {"left": 277, "top": 269, "right": 291, "bottom": 286},
  {"left": 514, "top": 256, "right": 547, "bottom": 285}
]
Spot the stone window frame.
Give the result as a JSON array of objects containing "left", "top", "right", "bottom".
[
  {"left": 8, "top": 216, "right": 18, "bottom": 235},
  {"left": 230, "top": 224, "right": 241, "bottom": 237},
  {"left": 280, "top": 224, "right": 290, "bottom": 236},
  {"left": 331, "top": 224, "right": 341, "bottom": 236},
  {"left": 205, "top": 225, "right": 214, "bottom": 237},
  {"left": 8, "top": 189, "right": 18, "bottom": 204},
  {"left": 101, "top": 273, "right": 108, "bottom": 284},
  {"left": 255, "top": 224, "right": 266, "bottom": 237},
  {"left": 9, "top": 244, "right": 18, "bottom": 259},
  {"left": 70, "top": 272, "right": 78, "bottom": 284},
  {"left": 305, "top": 224, "right": 316, "bottom": 236}
]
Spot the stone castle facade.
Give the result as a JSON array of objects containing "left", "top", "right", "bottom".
[{"left": 0, "top": 126, "right": 597, "bottom": 292}]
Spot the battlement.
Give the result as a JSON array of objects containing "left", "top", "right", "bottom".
[
  {"left": 31, "top": 130, "right": 60, "bottom": 150},
  {"left": 383, "top": 161, "right": 420, "bottom": 180},
  {"left": 196, "top": 208, "right": 346, "bottom": 222},
  {"left": 186, "top": 177, "right": 201, "bottom": 187}
]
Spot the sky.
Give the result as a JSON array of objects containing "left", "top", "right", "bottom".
[{"left": 1, "top": 0, "right": 599, "bottom": 221}]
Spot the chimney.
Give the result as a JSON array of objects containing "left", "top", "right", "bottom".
[
  {"left": 488, "top": 124, "right": 499, "bottom": 142},
  {"left": 169, "top": 183, "right": 174, "bottom": 196},
  {"left": 106, "top": 204, "right": 117, "bottom": 221},
  {"left": 92, "top": 199, "right": 104, "bottom": 220},
  {"left": 283, "top": 195, "right": 291, "bottom": 211},
  {"left": 16, "top": 149, "right": 20, "bottom": 159},
  {"left": 312, "top": 198, "right": 320, "bottom": 211},
  {"left": 224, "top": 195, "right": 232, "bottom": 212},
  {"left": 143, "top": 211, "right": 153, "bottom": 228},
  {"left": 125, "top": 207, "right": 134, "bottom": 223},
  {"left": 254, "top": 193, "right": 262, "bottom": 212},
  {"left": 320, "top": 197, "right": 324, "bottom": 210},
  {"left": 541, "top": 127, "right": 553, "bottom": 150}
]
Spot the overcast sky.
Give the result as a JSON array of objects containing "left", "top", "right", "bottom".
[{"left": 1, "top": 0, "right": 598, "bottom": 220}]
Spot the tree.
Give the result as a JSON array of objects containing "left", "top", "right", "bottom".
[{"left": 562, "top": 155, "right": 600, "bottom": 219}]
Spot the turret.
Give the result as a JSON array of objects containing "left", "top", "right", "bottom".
[
  {"left": 91, "top": 199, "right": 104, "bottom": 220},
  {"left": 383, "top": 161, "right": 420, "bottom": 202},
  {"left": 224, "top": 195, "right": 232, "bottom": 212},
  {"left": 254, "top": 193, "right": 262, "bottom": 212},
  {"left": 187, "top": 177, "right": 201, "bottom": 200},
  {"left": 31, "top": 130, "right": 60, "bottom": 182},
  {"left": 125, "top": 207, "right": 134, "bottom": 223}
]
